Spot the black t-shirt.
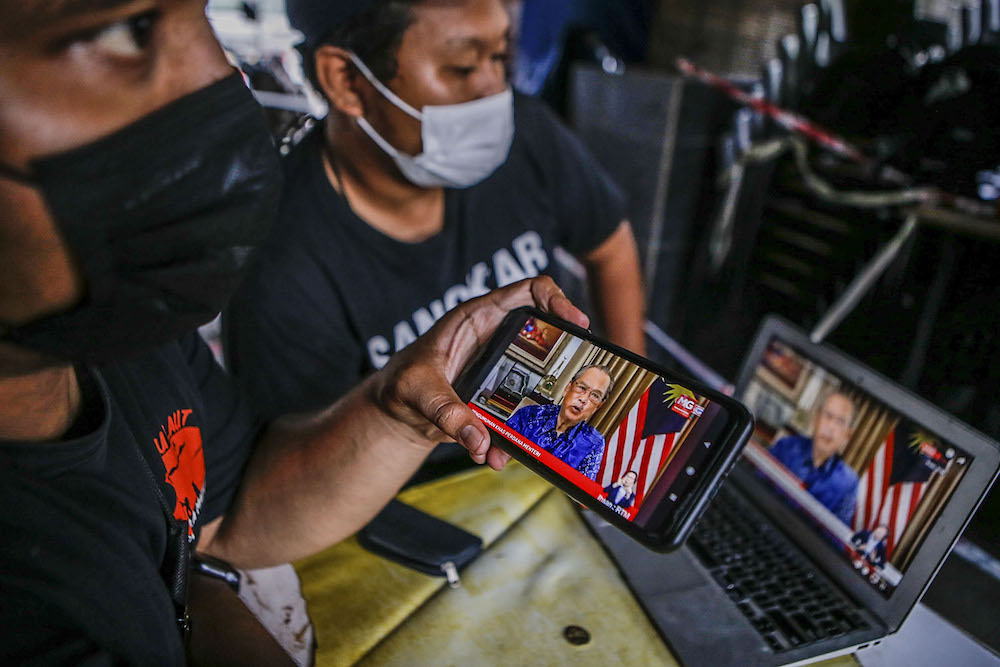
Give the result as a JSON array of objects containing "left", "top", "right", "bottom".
[
  {"left": 226, "top": 94, "right": 626, "bottom": 419},
  {"left": 0, "top": 334, "right": 257, "bottom": 665}
]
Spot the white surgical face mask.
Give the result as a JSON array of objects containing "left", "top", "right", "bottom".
[{"left": 348, "top": 52, "right": 514, "bottom": 189}]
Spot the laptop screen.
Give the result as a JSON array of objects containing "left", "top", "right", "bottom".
[{"left": 738, "top": 335, "right": 974, "bottom": 599}]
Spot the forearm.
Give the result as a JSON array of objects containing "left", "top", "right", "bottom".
[
  {"left": 198, "top": 276, "right": 590, "bottom": 568},
  {"left": 586, "top": 221, "right": 646, "bottom": 355},
  {"left": 200, "top": 377, "right": 431, "bottom": 568}
]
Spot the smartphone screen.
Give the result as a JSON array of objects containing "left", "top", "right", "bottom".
[{"left": 455, "top": 308, "right": 753, "bottom": 550}]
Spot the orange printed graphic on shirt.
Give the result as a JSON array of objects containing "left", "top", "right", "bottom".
[{"left": 154, "top": 409, "right": 205, "bottom": 538}]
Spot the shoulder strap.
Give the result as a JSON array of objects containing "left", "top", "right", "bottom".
[{"left": 96, "top": 365, "right": 192, "bottom": 640}]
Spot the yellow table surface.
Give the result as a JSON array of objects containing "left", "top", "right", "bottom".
[{"left": 294, "top": 462, "right": 858, "bottom": 667}]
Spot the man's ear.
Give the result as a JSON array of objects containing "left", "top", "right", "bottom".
[{"left": 314, "top": 45, "right": 365, "bottom": 118}]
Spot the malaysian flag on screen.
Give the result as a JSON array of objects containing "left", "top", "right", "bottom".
[
  {"left": 852, "top": 421, "right": 942, "bottom": 555},
  {"left": 598, "top": 378, "right": 703, "bottom": 504}
]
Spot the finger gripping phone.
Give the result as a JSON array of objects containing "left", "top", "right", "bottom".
[{"left": 454, "top": 307, "right": 754, "bottom": 552}]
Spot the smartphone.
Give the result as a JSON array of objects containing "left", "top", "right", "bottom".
[{"left": 454, "top": 307, "right": 753, "bottom": 552}]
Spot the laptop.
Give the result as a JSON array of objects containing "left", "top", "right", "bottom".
[{"left": 583, "top": 315, "right": 1000, "bottom": 666}]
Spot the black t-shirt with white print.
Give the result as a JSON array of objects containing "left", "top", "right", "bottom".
[
  {"left": 0, "top": 333, "right": 257, "bottom": 665},
  {"left": 226, "top": 93, "right": 627, "bottom": 419}
]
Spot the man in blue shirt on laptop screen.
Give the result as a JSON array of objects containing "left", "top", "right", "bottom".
[{"left": 769, "top": 391, "right": 860, "bottom": 525}]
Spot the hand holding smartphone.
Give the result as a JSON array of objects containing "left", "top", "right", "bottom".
[{"left": 454, "top": 307, "right": 753, "bottom": 551}]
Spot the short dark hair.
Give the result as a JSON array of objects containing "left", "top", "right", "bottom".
[{"left": 301, "top": 0, "right": 419, "bottom": 95}]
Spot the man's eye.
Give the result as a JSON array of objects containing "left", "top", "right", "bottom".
[
  {"left": 89, "top": 11, "right": 159, "bottom": 57},
  {"left": 449, "top": 65, "right": 476, "bottom": 76}
]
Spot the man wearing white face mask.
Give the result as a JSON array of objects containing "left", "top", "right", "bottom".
[
  {"left": 226, "top": 0, "right": 646, "bottom": 424},
  {"left": 348, "top": 51, "right": 515, "bottom": 189}
]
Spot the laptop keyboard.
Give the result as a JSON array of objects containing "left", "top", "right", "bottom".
[{"left": 689, "top": 488, "right": 870, "bottom": 653}]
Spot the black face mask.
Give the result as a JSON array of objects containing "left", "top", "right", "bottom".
[{"left": 0, "top": 72, "right": 283, "bottom": 364}]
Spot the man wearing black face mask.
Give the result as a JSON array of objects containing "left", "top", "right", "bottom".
[
  {"left": 225, "top": 0, "right": 646, "bottom": 422},
  {"left": 0, "top": 1, "right": 586, "bottom": 663}
]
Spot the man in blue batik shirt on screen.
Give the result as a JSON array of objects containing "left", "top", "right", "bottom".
[
  {"left": 769, "top": 392, "right": 860, "bottom": 525},
  {"left": 507, "top": 365, "right": 613, "bottom": 480}
]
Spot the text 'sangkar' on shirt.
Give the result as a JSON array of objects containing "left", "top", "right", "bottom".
[
  {"left": 224, "top": 93, "right": 627, "bottom": 421},
  {"left": 506, "top": 403, "right": 605, "bottom": 480}
]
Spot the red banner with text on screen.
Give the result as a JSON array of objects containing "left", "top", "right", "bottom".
[{"left": 469, "top": 404, "right": 636, "bottom": 520}]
